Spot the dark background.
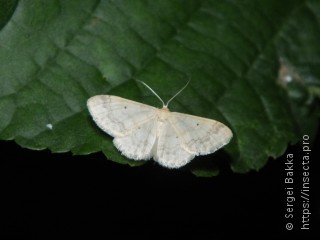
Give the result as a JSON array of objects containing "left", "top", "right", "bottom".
[{"left": 0, "top": 129, "right": 319, "bottom": 237}]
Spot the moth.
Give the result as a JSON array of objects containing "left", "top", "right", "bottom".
[{"left": 87, "top": 80, "right": 232, "bottom": 168}]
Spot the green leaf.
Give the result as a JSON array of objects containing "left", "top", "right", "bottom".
[{"left": 0, "top": 0, "right": 319, "bottom": 176}]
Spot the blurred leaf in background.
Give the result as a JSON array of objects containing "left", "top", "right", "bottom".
[{"left": 0, "top": 0, "right": 319, "bottom": 176}]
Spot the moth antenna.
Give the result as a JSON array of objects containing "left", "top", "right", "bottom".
[
  {"left": 136, "top": 80, "right": 165, "bottom": 107},
  {"left": 165, "top": 80, "right": 190, "bottom": 107}
]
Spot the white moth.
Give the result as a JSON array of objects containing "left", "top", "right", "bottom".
[{"left": 87, "top": 81, "right": 232, "bottom": 169}]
